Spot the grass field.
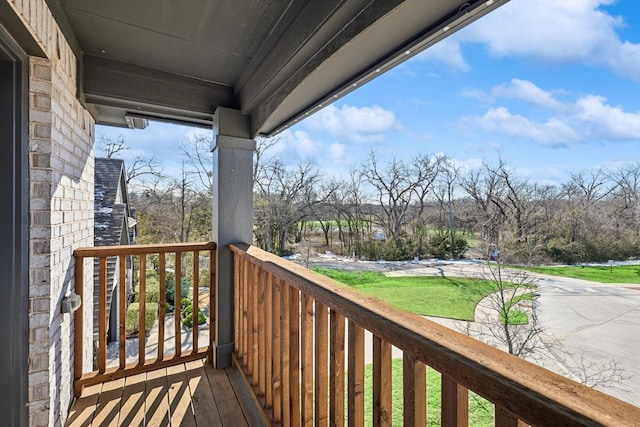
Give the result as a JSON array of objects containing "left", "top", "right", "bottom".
[
  {"left": 500, "top": 293, "right": 534, "bottom": 325},
  {"left": 360, "top": 359, "right": 494, "bottom": 426},
  {"left": 313, "top": 268, "right": 509, "bottom": 321},
  {"left": 524, "top": 264, "right": 640, "bottom": 284}
]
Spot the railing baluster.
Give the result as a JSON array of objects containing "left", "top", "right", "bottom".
[
  {"left": 234, "top": 254, "right": 240, "bottom": 355},
  {"left": 138, "top": 254, "right": 147, "bottom": 365},
  {"left": 242, "top": 257, "right": 249, "bottom": 366},
  {"left": 315, "top": 301, "right": 329, "bottom": 427},
  {"left": 252, "top": 263, "right": 259, "bottom": 386},
  {"left": 265, "top": 272, "right": 274, "bottom": 408},
  {"left": 301, "top": 292, "right": 314, "bottom": 425},
  {"left": 247, "top": 262, "right": 254, "bottom": 375},
  {"left": 403, "top": 353, "right": 426, "bottom": 427},
  {"left": 289, "top": 285, "right": 301, "bottom": 426},
  {"left": 272, "top": 277, "right": 282, "bottom": 422},
  {"left": 441, "top": 374, "right": 469, "bottom": 427},
  {"left": 98, "top": 256, "right": 107, "bottom": 373},
  {"left": 118, "top": 255, "right": 127, "bottom": 369},
  {"left": 209, "top": 247, "right": 216, "bottom": 352},
  {"left": 258, "top": 268, "right": 266, "bottom": 394},
  {"left": 496, "top": 405, "right": 526, "bottom": 427},
  {"left": 348, "top": 320, "right": 364, "bottom": 427},
  {"left": 330, "top": 310, "right": 345, "bottom": 427},
  {"left": 158, "top": 253, "right": 166, "bottom": 361},
  {"left": 174, "top": 251, "right": 182, "bottom": 358},
  {"left": 373, "top": 336, "right": 392, "bottom": 427},
  {"left": 281, "top": 281, "right": 291, "bottom": 427},
  {"left": 193, "top": 250, "right": 199, "bottom": 351}
]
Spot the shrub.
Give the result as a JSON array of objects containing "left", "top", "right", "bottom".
[
  {"left": 180, "top": 298, "right": 207, "bottom": 328},
  {"left": 132, "top": 270, "right": 160, "bottom": 304},
  {"left": 165, "top": 274, "right": 191, "bottom": 307},
  {"left": 183, "top": 308, "right": 207, "bottom": 328},
  {"left": 427, "top": 233, "right": 468, "bottom": 259},
  {"left": 125, "top": 302, "right": 158, "bottom": 336},
  {"left": 144, "top": 276, "right": 160, "bottom": 304}
]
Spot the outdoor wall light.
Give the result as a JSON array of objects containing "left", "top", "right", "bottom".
[{"left": 61, "top": 293, "right": 81, "bottom": 314}]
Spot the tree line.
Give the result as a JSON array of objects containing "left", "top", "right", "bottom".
[
  {"left": 253, "top": 143, "right": 640, "bottom": 264},
  {"left": 100, "top": 135, "right": 640, "bottom": 265}
]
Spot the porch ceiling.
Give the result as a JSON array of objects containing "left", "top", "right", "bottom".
[{"left": 46, "top": 0, "right": 508, "bottom": 137}]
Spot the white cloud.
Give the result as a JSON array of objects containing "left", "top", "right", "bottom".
[
  {"left": 470, "top": 107, "right": 579, "bottom": 145},
  {"left": 267, "top": 130, "right": 322, "bottom": 163},
  {"left": 415, "top": 38, "right": 470, "bottom": 71},
  {"left": 573, "top": 95, "right": 640, "bottom": 139},
  {"left": 463, "top": 85, "right": 640, "bottom": 145},
  {"left": 328, "top": 142, "right": 347, "bottom": 164},
  {"left": 460, "top": 89, "right": 491, "bottom": 103},
  {"left": 304, "top": 104, "right": 399, "bottom": 143},
  {"left": 460, "top": 0, "right": 640, "bottom": 80},
  {"left": 492, "top": 79, "right": 567, "bottom": 112}
]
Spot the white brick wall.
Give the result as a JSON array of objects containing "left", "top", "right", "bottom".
[{"left": 7, "top": 1, "right": 96, "bottom": 425}]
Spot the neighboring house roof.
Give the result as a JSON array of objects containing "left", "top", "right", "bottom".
[
  {"left": 93, "top": 158, "right": 134, "bottom": 341},
  {"left": 95, "top": 158, "right": 130, "bottom": 246}
]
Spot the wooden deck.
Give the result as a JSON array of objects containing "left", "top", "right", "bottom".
[{"left": 65, "top": 360, "right": 266, "bottom": 427}]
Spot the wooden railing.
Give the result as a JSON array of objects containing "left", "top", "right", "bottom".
[
  {"left": 73, "top": 242, "right": 216, "bottom": 396},
  {"left": 230, "top": 243, "right": 640, "bottom": 427}
]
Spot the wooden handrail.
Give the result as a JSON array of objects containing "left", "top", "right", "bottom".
[
  {"left": 73, "top": 241, "right": 216, "bottom": 396},
  {"left": 230, "top": 243, "right": 640, "bottom": 427},
  {"left": 74, "top": 241, "right": 216, "bottom": 257}
]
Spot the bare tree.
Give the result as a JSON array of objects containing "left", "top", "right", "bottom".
[
  {"left": 254, "top": 159, "right": 334, "bottom": 254},
  {"left": 609, "top": 162, "right": 640, "bottom": 245},
  {"left": 459, "top": 164, "right": 506, "bottom": 254},
  {"left": 131, "top": 166, "right": 211, "bottom": 244},
  {"left": 462, "top": 263, "right": 551, "bottom": 358},
  {"left": 557, "top": 350, "right": 631, "bottom": 390},
  {"left": 360, "top": 151, "right": 440, "bottom": 248},
  {"left": 97, "top": 134, "right": 164, "bottom": 185},
  {"left": 253, "top": 136, "right": 280, "bottom": 185},
  {"left": 433, "top": 155, "right": 462, "bottom": 257},
  {"left": 179, "top": 133, "right": 214, "bottom": 192},
  {"left": 98, "top": 134, "right": 128, "bottom": 158}
]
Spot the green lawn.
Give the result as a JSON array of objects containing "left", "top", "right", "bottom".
[
  {"left": 313, "top": 268, "right": 508, "bottom": 321},
  {"left": 500, "top": 293, "right": 534, "bottom": 325},
  {"left": 360, "top": 359, "right": 494, "bottom": 426},
  {"left": 524, "top": 265, "right": 640, "bottom": 284}
]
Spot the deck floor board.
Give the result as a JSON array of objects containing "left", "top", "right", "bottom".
[{"left": 66, "top": 360, "right": 260, "bottom": 426}]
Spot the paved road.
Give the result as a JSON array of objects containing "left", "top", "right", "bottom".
[
  {"left": 384, "top": 262, "right": 640, "bottom": 407},
  {"left": 534, "top": 276, "right": 640, "bottom": 406}
]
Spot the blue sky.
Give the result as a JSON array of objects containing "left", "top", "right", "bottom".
[{"left": 97, "top": 0, "right": 640, "bottom": 185}]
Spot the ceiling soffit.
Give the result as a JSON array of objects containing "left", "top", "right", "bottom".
[{"left": 46, "top": 0, "right": 508, "bottom": 135}]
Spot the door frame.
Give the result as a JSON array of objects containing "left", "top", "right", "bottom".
[{"left": 0, "top": 23, "right": 29, "bottom": 427}]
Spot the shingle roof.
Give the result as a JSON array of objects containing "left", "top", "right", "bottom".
[
  {"left": 95, "top": 158, "right": 127, "bottom": 247},
  {"left": 93, "top": 158, "right": 130, "bottom": 342}
]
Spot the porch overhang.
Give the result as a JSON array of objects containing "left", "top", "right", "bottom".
[{"left": 45, "top": 0, "right": 508, "bottom": 137}]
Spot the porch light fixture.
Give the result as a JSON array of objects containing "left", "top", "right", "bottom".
[
  {"left": 124, "top": 114, "right": 149, "bottom": 129},
  {"left": 61, "top": 293, "right": 81, "bottom": 314}
]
